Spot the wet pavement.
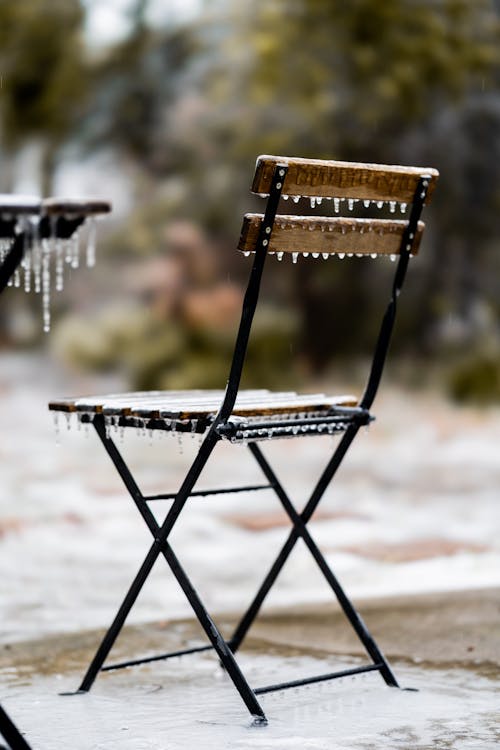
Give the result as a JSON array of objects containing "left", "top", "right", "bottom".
[{"left": 0, "top": 588, "right": 499, "bottom": 749}]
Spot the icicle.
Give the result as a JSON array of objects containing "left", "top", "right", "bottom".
[
  {"left": 322, "top": 253, "right": 329, "bottom": 260},
  {"left": 13, "top": 268, "right": 20, "bottom": 287},
  {"left": 86, "top": 217, "right": 97, "bottom": 267},
  {"left": 282, "top": 195, "right": 289, "bottom": 201},
  {"left": 177, "top": 431, "right": 184, "bottom": 454},
  {"left": 293, "top": 196, "right": 300, "bottom": 204},
  {"left": 390, "top": 254, "right": 397, "bottom": 262},
  {"left": 22, "top": 235, "right": 31, "bottom": 293},
  {"left": 243, "top": 251, "right": 251, "bottom": 257},
  {"left": 53, "top": 412, "right": 60, "bottom": 442},
  {"left": 334, "top": 198, "right": 340, "bottom": 213},
  {"left": 276, "top": 251, "right": 284, "bottom": 261},
  {"left": 104, "top": 415, "right": 112, "bottom": 439},
  {"left": 64, "top": 237, "right": 72, "bottom": 264},
  {"left": 308, "top": 224, "right": 315, "bottom": 231},
  {"left": 302, "top": 252, "right": 309, "bottom": 258},
  {"left": 376, "top": 201, "right": 384, "bottom": 209},
  {"left": 316, "top": 197, "right": 322, "bottom": 205},
  {"left": 55, "top": 238, "right": 64, "bottom": 292},
  {"left": 389, "top": 201, "right": 396, "bottom": 213},
  {"left": 312, "top": 252, "right": 320, "bottom": 258},
  {"left": 292, "top": 252, "right": 298, "bottom": 264},
  {"left": 310, "top": 197, "right": 316, "bottom": 209},
  {"left": 363, "top": 199, "right": 371, "bottom": 208},
  {"left": 65, "top": 412, "right": 72, "bottom": 431},
  {"left": 347, "top": 199, "right": 354, "bottom": 211},
  {"left": 341, "top": 225, "right": 346, "bottom": 235},
  {"left": 338, "top": 253, "right": 345, "bottom": 259},
  {"left": 347, "top": 253, "right": 353, "bottom": 258},
  {"left": 370, "top": 253, "right": 377, "bottom": 259},
  {"left": 71, "top": 230, "right": 80, "bottom": 269},
  {"left": 400, "top": 202, "right": 407, "bottom": 214},
  {"left": 42, "top": 240, "right": 51, "bottom": 333},
  {"left": 31, "top": 217, "right": 42, "bottom": 294}
]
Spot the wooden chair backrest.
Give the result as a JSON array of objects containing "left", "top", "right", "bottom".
[{"left": 239, "top": 155, "right": 438, "bottom": 259}]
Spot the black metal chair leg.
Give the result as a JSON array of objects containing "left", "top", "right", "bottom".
[
  {"left": 248, "top": 442, "right": 399, "bottom": 687},
  {"left": 229, "top": 427, "right": 359, "bottom": 653},
  {"left": 0, "top": 235, "right": 24, "bottom": 294},
  {"left": 73, "top": 426, "right": 267, "bottom": 721},
  {"left": 161, "top": 540, "right": 267, "bottom": 722},
  {"left": 0, "top": 705, "right": 32, "bottom": 750}
]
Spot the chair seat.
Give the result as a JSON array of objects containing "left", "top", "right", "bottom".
[{"left": 49, "top": 388, "right": 360, "bottom": 441}]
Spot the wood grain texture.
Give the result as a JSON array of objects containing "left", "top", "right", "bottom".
[
  {"left": 48, "top": 390, "right": 357, "bottom": 418},
  {"left": 238, "top": 214, "right": 424, "bottom": 256},
  {"left": 252, "top": 155, "right": 439, "bottom": 203}
]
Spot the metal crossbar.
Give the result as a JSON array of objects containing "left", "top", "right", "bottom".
[
  {"left": 254, "top": 663, "right": 383, "bottom": 695},
  {"left": 144, "top": 483, "right": 273, "bottom": 501},
  {"left": 56, "top": 161, "right": 433, "bottom": 724}
]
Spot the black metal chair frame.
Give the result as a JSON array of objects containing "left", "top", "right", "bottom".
[{"left": 62, "top": 163, "right": 431, "bottom": 724}]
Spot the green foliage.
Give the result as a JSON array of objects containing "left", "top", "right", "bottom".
[
  {"left": 448, "top": 351, "right": 500, "bottom": 404},
  {"left": 0, "top": 0, "right": 86, "bottom": 147}
]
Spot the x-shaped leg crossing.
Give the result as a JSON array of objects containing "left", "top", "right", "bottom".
[{"left": 69, "top": 415, "right": 398, "bottom": 723}]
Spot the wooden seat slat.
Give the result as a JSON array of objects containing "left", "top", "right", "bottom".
[
  {"left": 239, "top": 215, "right": 424, "bottom": 257},
  {"left": 252, "top": 155, "right": 439, "bottom": 204},
  {"left": 49, "top": 390, "right": 357, "bottom": 420},
  {"left": 42, "top": 198, "right": 111, "bottom": 216}
]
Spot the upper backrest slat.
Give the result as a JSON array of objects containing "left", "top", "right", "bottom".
[{"left": 252, "top": 155, "right": 439, "bottom": 204}]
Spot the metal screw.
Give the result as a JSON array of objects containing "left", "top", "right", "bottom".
[
  {"left": 276, "top": 182, "right": 282, "bottom": 189},
  {"left": 409, "top": 233, "right": 414, "bottom": 239},
  {"left": 279, "top": 169, "right": 285, "bottom": 176},
  {"left": 265, "top": 227, "right": 271, "bottom": 234},
  {"left": 263, "top": 239, "right": 268, "bottom": 246}
]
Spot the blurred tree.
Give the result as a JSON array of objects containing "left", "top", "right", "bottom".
[
  {"left": 0, "top": 0, "right": 87, "bottom": 194},
  {"left": 202, "top": 0, "right": 500, "bottom": 368}
]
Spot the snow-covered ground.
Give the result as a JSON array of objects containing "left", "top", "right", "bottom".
[
  {"left": 1, "top": 352, "right": 499, "bottom": 644},
  {"left": 2, "top": 653, "right": 499, "bottom": 750}
]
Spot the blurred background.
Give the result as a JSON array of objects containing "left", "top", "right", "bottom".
[
  {"left": 0, "top": 0, "right": 500, "bottom": 644},
  {"left": 0, "top": 0, "right": 498, "bottom": 397}
]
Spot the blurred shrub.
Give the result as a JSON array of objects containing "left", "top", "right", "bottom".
[
  {"left": 448, "top": 349, "right": 500, "bottom": 404},
  {"left": 52, "top": 301, "right": 299, "bottom": 391}
]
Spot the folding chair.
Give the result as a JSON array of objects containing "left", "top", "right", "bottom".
[
  {"left": 49, "top": 156, "right": 439, "bottom": 724},
  {"left": 0, "top": 194, "right": 110, "bottom": 750}
]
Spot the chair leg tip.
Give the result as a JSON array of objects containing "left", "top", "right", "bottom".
[
  {"left": 251, "top": 714, "right": 268, "bottom": 727},
  {"left": 59, "top": 689, "right": 88, "bottom": 696}
]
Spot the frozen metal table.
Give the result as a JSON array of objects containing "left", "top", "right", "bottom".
[{"left": 0, "top": 193, "right": 110, "bottom": 749}]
